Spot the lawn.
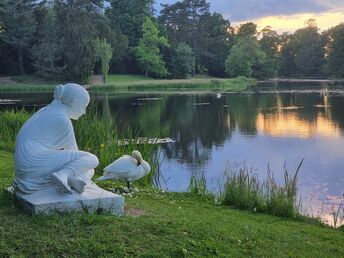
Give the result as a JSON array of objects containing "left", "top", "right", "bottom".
[{"left": 1, "top": 150, "right": 343, "bottom": 257}]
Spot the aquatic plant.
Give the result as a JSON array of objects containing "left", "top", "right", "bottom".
[
  {"left": 188, "top": 160, "right": 304, "bottom": 219},
  {"left": 220, "top": 160, "right": 304, "bottom": 218},
  {"left": 188, "top": 174, "right": 209, "bottom": 196}
]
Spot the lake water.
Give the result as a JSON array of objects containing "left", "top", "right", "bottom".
[{"left": 2, "top": 81, "right": 344, "bottom": 225}]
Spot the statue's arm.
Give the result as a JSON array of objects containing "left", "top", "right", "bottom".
[
  {"left": 64, "top": 119, "right": 78, "bottom": 150},
  {"left": 47, "top": 115, "right": 78, "bottom": 151}
]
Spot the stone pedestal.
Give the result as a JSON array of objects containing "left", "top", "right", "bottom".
[{"left": 8, "top": 182, "right": 124, "bottom": 215}]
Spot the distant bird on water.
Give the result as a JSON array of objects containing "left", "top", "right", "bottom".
[{"left": 96, "top": 150, "right": 151, "bottom": 190}]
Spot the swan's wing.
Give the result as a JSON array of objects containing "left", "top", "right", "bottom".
[{"left": 104, "top": 155, "right": 137, "bottom": 175}]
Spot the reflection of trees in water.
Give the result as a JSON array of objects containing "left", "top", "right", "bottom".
[{"left": 99, "top": 90, "right": 344, "bottom": 166}]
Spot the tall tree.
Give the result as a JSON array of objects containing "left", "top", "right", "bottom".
[
  {"left": 278, "top": 33, "right": 297, "bottom": 77},
  {"left": 258, "top": 26, "right": 279, "bottom": 78},
  {"left": 0, "top": 0, "right": 37, "bottom": 74},
  {"left": 225, "top": 37, "right": 265, "bottom": 78},
  {"left": 54, "top": 0, "right": 106, "bottom": 82},
  {"left": 324, "top": 23, "right": 344, "bottom": 78},
  {"left": 106, "top": 0, "right": 154, "bottom": 47},
  {"left": 95, "top": 38, "right": 112, "bottom": 83},
  {"left": 292, "top": 20, "right": 325, "bottom": 77},
  {"left": 135, "top": 17, "right": 169, "bottom": 77},
  {"left": 159, "top": 0, "right": 210, "bottom": 75},
  {"left": 31, "top": 9, "right": 65, "bottom": 78},
  {"left": 199, "top": 12, "right": 232, "bottom": 77},
  {"left": 171, "top": 42, "right": 194, "bottom": 78}
]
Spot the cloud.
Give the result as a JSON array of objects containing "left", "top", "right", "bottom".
[{"left": 155, "top": 0, "right": 344, "bottom": 22}]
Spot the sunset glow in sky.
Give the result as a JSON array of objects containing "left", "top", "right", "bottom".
[{"left": 155, "top": 0, "right": 344, "bottom": 33}]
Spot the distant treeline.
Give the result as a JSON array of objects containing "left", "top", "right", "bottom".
[{"left": 0, "top": 0, "right": 343, "bottom": 82}]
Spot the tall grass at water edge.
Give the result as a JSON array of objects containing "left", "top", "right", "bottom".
[
  {"left": 189, "top": 160, "right": 304, "bottom": 219},
  {"left": 0, "top": 107, "right": 160, "bottom": 187}
]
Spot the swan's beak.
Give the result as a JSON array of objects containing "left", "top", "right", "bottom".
[{"left": 137, "top": 160, "right": 141, "bottom": 166}]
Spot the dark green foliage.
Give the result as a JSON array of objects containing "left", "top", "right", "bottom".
[
  {"left": 236, "top": 22, "right": 258, "bottom": 38},
  {"left": 106, "top": 0, "right": 154, "bottom": 47},
  {"left": 0, "top": 0, "right": 37, "bottom": 74},
  {"left": 54, "top": 0, "right": 106, "bottom": 83},
  {"left": 324, "top": 23, "right": 344, "bottom": 78},
  {"left": 278, "top": 21, "right": 325, "bottom": 77},
  {"left": 31, "top": 9, "right": 65, "bottom": 79},
  {"left": 171, "top": 42, "right": 194, "bottom": 78}
]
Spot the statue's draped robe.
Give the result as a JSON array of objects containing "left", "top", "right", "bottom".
[{"left": 14, "top": 104, "right": 96, "bottom": 194}]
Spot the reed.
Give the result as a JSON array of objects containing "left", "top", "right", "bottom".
[
  {"left": 188, "top": 174, "right": 209, "bottom": 196},
  {"left": 220, "top": 160, "right": 304, "bottom": 218}
]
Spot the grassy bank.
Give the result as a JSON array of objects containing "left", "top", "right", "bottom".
[
  {"left": 0, "top": 74, "right": 256, "bottom": 92},
  {"left": 1, "top": 151, "right": 344, "bottom": 257},
  {"left": 92, "top": 75, "right": 257, "bottom": 92}
]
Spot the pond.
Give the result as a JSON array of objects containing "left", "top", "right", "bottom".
[{"left": 1, "top": 81, "right": 344, "bottom": 225}]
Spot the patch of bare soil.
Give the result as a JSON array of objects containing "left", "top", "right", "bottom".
[{"left": 125, "top": 207, "right": 147, "bottom": 217}]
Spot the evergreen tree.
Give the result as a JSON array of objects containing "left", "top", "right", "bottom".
[
  {"left": 54, "top": 0, "right": 105, "bottom": 82},
  {"left": 31, "top": 9, "right": 65, "bottom": 78},
  {"left": 135, "top": 17, "right": 169, "bottom": 77}
]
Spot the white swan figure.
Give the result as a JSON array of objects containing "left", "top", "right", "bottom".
[{"left": 96, "top": 150, "right": 151, "bottom": 190}]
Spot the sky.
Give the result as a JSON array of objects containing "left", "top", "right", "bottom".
[{"left": 154, "top": 0, "right": 344, "bottom": 33}]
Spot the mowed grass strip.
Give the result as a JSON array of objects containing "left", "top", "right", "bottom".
[{"left": 0, "top": 151, "right": 344, "bottom": 257}]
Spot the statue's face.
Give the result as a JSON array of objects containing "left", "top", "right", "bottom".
[{"left": 69, "top": 95, "right": 90, "bottom": 120}]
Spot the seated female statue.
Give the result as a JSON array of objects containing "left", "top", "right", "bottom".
[{"left": 13, "top": 83, "right": 99, "bottom": 194}]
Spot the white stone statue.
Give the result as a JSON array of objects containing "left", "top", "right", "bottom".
[{"left": 13, "top": 83, "right": 99, "bottom": 194}]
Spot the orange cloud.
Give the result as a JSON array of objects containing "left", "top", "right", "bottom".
[{"left": 233, "top": 11, "right": 344, "bottom": 33}]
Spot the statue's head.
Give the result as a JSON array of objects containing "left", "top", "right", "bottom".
[{"left": 53, "top": 83, "right": 90, "bottom": 120}]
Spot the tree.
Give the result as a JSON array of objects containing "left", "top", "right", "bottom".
[
  {"left": 31, "top": 9, "right": 65, "bottom": 78},
  {"left": 236, "top": 22, "right": 258, "bottom": 38},
  {"left": 135, "top": 17, "right": 169, "bottom": 78},
  {"left": 225, "top": 37, "right": 265, "bottom": 78},
  {"left": 159, "top": 0, "right": 210, "bottom": 75},
  {"left": 0, "top": 0, "right": 37, "bottom": 74},
  {"left": 95, "top": 38, "right": 112, "bottom": 83},
  {"left": 54, "top": 0, "right": 106, "bottom": 82},
  {"left": 171, "top": 42, "right": 194, "bottom": 78},
  {"left": 258, "top": 26, "right": 279, "bottom": 78},
  {"left": 278, "top": 20, "right": 325, "bottom": 77},
  {"left": 293, "top": 21, "right": 325, "bottom": 77},
  {"left": 106, "top": 0, "right": 154, "bottom": 47},
  {"left": 278, "top": 33, "right": 297, "bottom": 77},
  {"left": 199, "top": 12, "right": 232, "bottom": 77},
  {"left": 324, "top": 23, "right": 344, "bottom": 78}
]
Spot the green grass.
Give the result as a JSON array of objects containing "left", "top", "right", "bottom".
[
  {"left": 1, "top": 151, "right": 344, "bottom": 257},
  {"left": 0, "top": 74, "right": 257, "bottom": 93},
  {"left": 92, "top": 75, "right": 257, "bottom": 92}
]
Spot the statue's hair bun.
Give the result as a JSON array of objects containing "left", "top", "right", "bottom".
[{"left": 54, "top": 84, "right": 65, "bottom": 101}]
